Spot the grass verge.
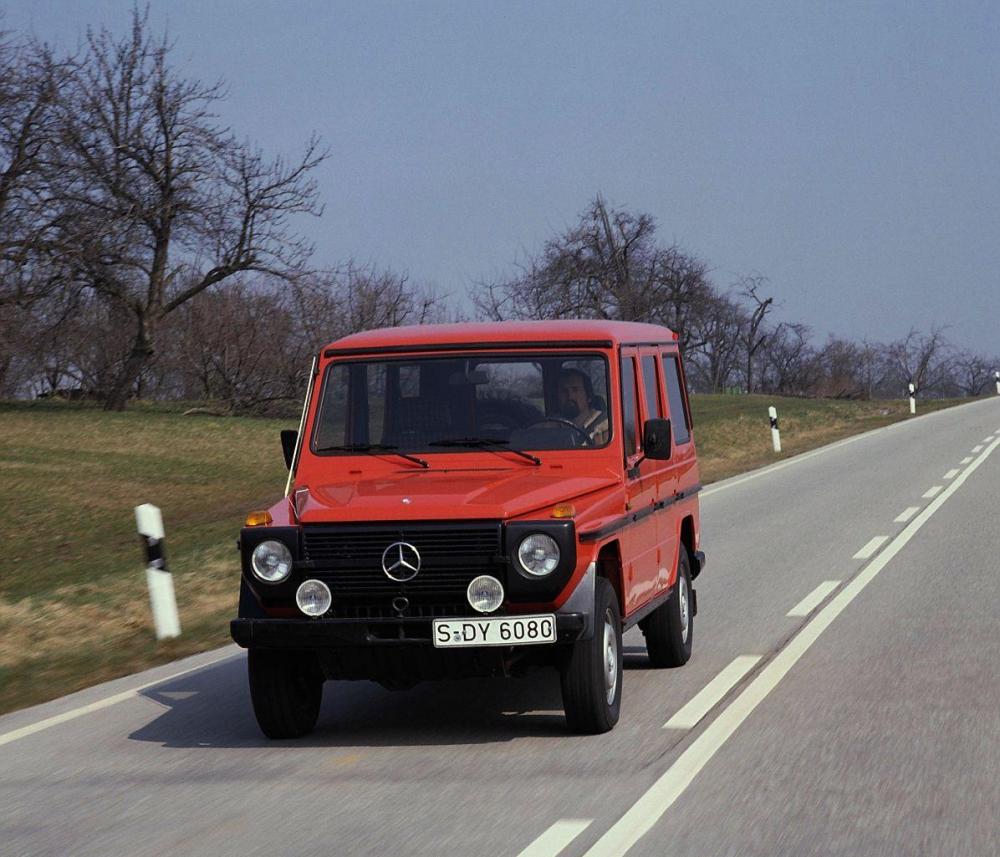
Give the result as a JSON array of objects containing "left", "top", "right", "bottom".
[{"left": 0, "top": 394, "right": 976, "bottom": 715}]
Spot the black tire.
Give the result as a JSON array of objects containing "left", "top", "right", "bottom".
[
  {"left": 248, "top": 649, "right": 323, "bottom": 739},
  {"left": 642, "top": 547, "right": 694, "bottom": 668},
  {"left": 560, "top": 577, "right": 622, "bottom": 734}
]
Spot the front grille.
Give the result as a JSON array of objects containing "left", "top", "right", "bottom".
[
  {"left": 327, "top": 603, "right": 468, "bottom": 620},
  {"left": 301, "top": 522, "right": 503, "bottom": 613}
]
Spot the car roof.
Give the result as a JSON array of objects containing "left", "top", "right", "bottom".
[{"left": 323, "top": 320, "right": 678, "bottom": 355}]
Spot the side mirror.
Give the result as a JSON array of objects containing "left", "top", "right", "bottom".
[
  {"left": 280, "top": 429, "right": 298, "bottom": 470},
  {"left": 642, "top": 418, "right": 672, "bottom": 460}
]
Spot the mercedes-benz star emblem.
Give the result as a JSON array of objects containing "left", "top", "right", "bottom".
[{"left": 381, "top": 541, "right": 421, "bottom": 582}]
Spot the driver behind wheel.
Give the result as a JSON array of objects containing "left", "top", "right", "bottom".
[{"left": 557, "top": 368, "right": 609, "bottom": 445}]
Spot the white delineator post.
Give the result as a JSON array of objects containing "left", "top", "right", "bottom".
[
  {"left": 908, "top": 382, "right": 916, "bottom": 415},
  {"left": 768, "top": 406, "right": 781, "bottom": 453},
  {"left": 135, "top": 503, "right": 181, "bottom": 640},
  {"left": 994, "top": 371, "right": 999, "bottom": 395}
]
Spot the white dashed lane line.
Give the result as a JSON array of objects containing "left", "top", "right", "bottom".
[
  {"left": 960, "top": 457, "right": 973, "bottom": 464},
  {"left": 518, "top": 820, "right": 593, "bottom": 857},
  {"left": 943, "top": 469, "right": 960, "bottom": 479},
  {"left": 894, "top": 507, "right": 920, "bottom": 523},
  {"left": 853, "top": 536, "right": 889, "bottom": 559},
  {"left": 663, "top": 656, "right": 762, "bottom": 730},
  {"left": 786, "top": 581, "right": 841, "bottom": 618},
  {"left": 576, "top": 435, "right": 1000, "bottom": 857},
  {"left": 923, "top": 485, "right": 943, "bottom": 498},
  {"left": 972, "top": 445, "right": 983, "bottom": 453}
]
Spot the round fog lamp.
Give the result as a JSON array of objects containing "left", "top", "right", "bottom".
[
  {"left": 296, "top": 579, "right": 332, "bottom": 617},
  {"left": 517, "top": 533, "right": 560, "bottom": 577},
  {"left": 251, "top": 539, "right": 292, "bottom": 583},
  {"left": 467, "top": 575, "right": 504, "bottom": 613}
]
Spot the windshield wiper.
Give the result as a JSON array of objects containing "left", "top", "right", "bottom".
[
  {"left": 314, "top": 443, "right": 429, "bottom": 468},
  {"left": 428, "top": 437, "right": 541, "bottom": 466}
]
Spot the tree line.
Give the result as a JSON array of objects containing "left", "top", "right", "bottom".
[
  {"left": 1, "top": 12, "right": 995, "bottom": 413},
  {"left": 475, "top": 196, "right": 997, "bottom": 401}
]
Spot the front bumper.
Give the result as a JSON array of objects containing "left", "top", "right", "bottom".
[
  {"left": 230, "top": 613, "right": 587, "bottom": 650},
  {"left": 692, "top": 550, "right": 706, "bottom": 579}
]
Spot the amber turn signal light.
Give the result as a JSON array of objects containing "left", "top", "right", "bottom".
[
  {"left": 245, "top": 510, "right": 273, "bottom": 527},
  {"left": 551, "top": 503, "right": 576, "bottom": 518}
]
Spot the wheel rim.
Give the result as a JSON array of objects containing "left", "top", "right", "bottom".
[
  {"left": 679, "top": 576, "right": 689, "bottom": 644},
  {"left": 603, "top": 608, "right": 618, "bottom": 705}
]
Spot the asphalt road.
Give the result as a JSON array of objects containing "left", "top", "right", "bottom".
[{"left": 2, "top": 398, "right": 998, "bottom": 857}]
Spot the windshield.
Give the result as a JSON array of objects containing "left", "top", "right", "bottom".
[{"left": 310, "top": 353, "right": 612, "bottom": 453}]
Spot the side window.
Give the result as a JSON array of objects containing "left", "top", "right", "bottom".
[
  {"left": 640, "top": 355, "right": 663, "bottom": 418},
  {"left": 662, "top": 354, "right": 691, "bottom": 445},
  {"left": 620, "top": 354, "right": 639, "bottom": 457}
]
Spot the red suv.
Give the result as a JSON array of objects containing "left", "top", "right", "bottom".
[{"left": 231, "top": 320, "right": 704, "bottom": 736}]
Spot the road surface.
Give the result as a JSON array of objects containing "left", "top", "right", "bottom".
[{"left": 2, "top": 397, "right": 998, "bottom": 856}]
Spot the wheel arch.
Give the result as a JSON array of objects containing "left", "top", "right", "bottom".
[{"left": 595, "top": 540, "right": 624, "bottom": 613}]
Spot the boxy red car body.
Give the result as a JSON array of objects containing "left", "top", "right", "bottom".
[{"left": 232, "top": 320, "right": 704, "bottom": 736}]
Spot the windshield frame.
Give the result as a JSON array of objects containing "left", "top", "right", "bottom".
[{"left": 308, "top": 350, "right": 615, "bottom": 456}]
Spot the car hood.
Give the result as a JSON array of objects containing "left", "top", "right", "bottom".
[{"left": 294, "top": 467, "right": 621, "bottom": 523}]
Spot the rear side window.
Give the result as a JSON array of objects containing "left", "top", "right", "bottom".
[
  {"left": 661, "top": 354, "right": 691, "bottom": 445},
  {"left": 620, "top": 355, "right": 639, "bottom": 456},
  {"left": 641, "top": 355, "right": 663, "bottom": 418}
]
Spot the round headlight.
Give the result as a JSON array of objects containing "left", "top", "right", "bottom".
[
  {"left": 296, "top": 579, "right": 332, "bottom": 617},
  {"left": 517, "top": 533, "right": 560, "bottom": 577},
  {"left": 467, "top": 575, "right": 504, "bottom": 613},
  {"left": 251, "top": 539, "right": 292, "bottom": 582}
]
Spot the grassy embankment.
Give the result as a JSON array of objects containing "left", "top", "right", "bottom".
[{"left": 0, "top": 394, "right": 971, "bottom": 714}]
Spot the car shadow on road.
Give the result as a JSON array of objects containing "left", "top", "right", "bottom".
[
  {"left": 127, "top": 653, "right": 640, "bottom": 749},
  {"left": 622, "top": 644, "right": 657, "bottom": 671}
]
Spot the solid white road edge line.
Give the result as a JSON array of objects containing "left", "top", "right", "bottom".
[
  {"left": 664, "top": 656, "right": 762, "bottom": 729},
  {"left": 786, "top": 581, "right": 841, "bottom": 617},
  {"left": 580, "top": 436, "right": 1000, "bottom": 857},
  {"left": 518, "top": 820, "right": 593, "bottom": 857},
  {"left": 894, "top": 507, "right": 920, "bottom": 523},
  {"left": 0, "top": 651, "right": 239, "bottom": 748},
  {"left": 700, "top": 396, "right": 995, "bottom": 499},
  {"left": 923, "top": 486, "right": 943, "bottom": 498},
  {"left": 853, "top": 536, "right": 889, "bottom": 559},
  {"left": 944, "top": 469, "right": 960, "bottom": 479}
]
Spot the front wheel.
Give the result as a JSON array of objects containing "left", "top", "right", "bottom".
[
  {"left": 560, "top": 577, "right": 622, "bottom": 734},
  {"left": 248, "top": 649, "right": 323, "bottom": 739},
  {"left": 642, "top": 547, "right": 694, "bottom": 668}
]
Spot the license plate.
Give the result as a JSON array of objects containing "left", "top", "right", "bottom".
[{"left": 432, "top": 614, "right": 557, "bottom": 648}]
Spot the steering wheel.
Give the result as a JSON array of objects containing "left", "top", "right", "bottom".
[{"left": 524, "top": 417, "right": 594, "bottom": 447}]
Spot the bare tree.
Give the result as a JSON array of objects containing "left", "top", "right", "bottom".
[
  {"left": 0, "top": 34, "right": 65, "bottom": 298},
  {"left": 885, "top": 327, "right": 951, "bottom": 397},
  {"left": 951, "top": 350, "right": 993, "bottom": 397},
  {"left": 761, "top": 322, "right": 821, "bottom": 395},
  {"left": 735, "top": 276, "right": 774, "bottom": 393},
  {"left": 686, "top": 292, "right": 747, "bottom": 393},
  {"left": 0, "top": 33, "right": 74, "bottom": 391},
  {"left": 474, "top": 195, "right": 715, "bottom": 339},
  {"left": 48, "top": 10, "right": 326, "bottom": 409}
]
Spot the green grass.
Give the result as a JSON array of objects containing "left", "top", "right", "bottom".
[
  {"left": 688, "top": 394, "right": 968, "bottom": 484},
  {"left": 0, "top": 393, "right": 975, "bottom": 714},
  {"left": 0, "top": 399, "right": 292, "bottom": 713}
]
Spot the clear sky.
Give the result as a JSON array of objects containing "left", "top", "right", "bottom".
[{"left": 6, "top": 0, "right": 999, "bottom": 354}]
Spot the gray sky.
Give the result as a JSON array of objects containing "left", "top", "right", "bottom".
[{"left": 6, "top": 0, "right": 999, "bottom": 354}]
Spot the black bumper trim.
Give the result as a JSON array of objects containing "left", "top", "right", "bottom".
[
  {"left": 692, "top": 550, "right": 706, "bottom": 579},
  {"left": 231, "top": 613, "right": 587, "bottom": 649}
]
